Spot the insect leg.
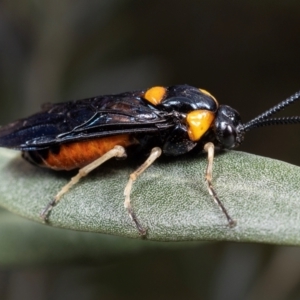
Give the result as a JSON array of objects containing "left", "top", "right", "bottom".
[
  {"left": 204, "top": 142, "right": 236, "bottom": 227},
  {"left": 40, "top": 145, "right": 127, "bottom": 220},
  {"left": 124, "top": 147, "right": 162, "bottom": 235}
]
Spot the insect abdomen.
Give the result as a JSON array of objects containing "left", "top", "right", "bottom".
[{"left": 25, "top": 134, "right": 136, "bottom": 170}]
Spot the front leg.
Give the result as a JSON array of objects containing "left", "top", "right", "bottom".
[{"left": 204, "top": 142, "right": 236, "bottom": 227}]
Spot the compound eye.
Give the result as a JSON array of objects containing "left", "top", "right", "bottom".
[
  {"left": 215, "top": 105, "right": 243, "bottom": 149},
  {"left": 222, "top": 124, "right": 236, "bottom": 148}
]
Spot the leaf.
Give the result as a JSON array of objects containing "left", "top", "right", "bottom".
[
  {"left": 0, "top": 208, "right": 202, "bottom": 266},
  {"left": 0, "top": 148, "right": 299, "bottom": 245}
]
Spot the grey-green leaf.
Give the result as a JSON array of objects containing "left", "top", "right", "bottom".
[{"left": 0, "top": 148, "right": 299, "bottom": 245}]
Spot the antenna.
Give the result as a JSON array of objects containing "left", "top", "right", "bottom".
[{"left": 244, "top": 91, "right": 300, "bottom": 131}]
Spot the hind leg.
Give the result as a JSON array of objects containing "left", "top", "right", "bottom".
[{"left": 40, "top": 145, "right": 126, "bottom": 220}]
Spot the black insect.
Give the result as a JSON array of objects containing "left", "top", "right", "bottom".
[{"left": 0, "top": 85, "right": 299, "bottom": 234}]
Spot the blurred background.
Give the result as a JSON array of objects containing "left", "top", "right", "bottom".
[{"left": 0, "top": 0, "right": 300, "bottom": 299}]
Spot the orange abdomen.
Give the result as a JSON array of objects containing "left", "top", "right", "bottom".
[{"left": 40, "top": 134, "right": 135, "bottom": 170}]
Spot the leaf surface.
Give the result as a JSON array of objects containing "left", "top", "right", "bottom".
[{"left": 0, "top": 148, "right": 299, "bottom": 245}]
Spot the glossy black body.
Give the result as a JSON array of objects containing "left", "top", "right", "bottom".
[{"left": 0, "top": 85, "right": 244, "bottom": 160}]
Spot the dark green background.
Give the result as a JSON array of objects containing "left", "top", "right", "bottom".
[{"left": 0, "top": 1, "right": 300, "bottom": 299}]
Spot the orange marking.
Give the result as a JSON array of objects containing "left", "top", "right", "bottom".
[
  {"left": 43, "top": 134, "right": 135, "bottom": 170},
  {"left": 186, "top": 110, "right": 215, "bottom": 142},
  {"left": 144, "top": 86, "right": 166, "bottom": 105},
  {"left": 199, "top": 88, "right": 218, "bottom": 106}
]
